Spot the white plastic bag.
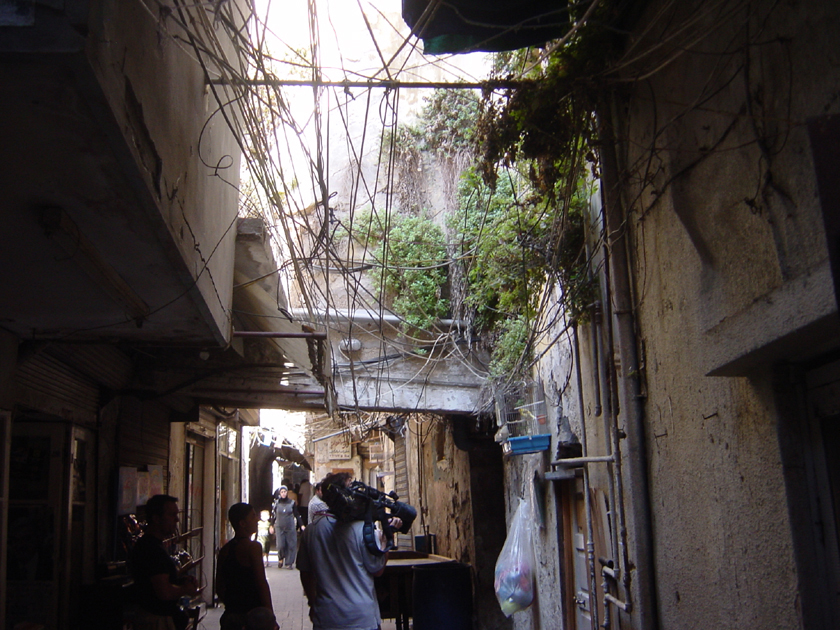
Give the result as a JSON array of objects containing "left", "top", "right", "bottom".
[{"left": 494, "top": 498, "right": 535, "bottom": 616}]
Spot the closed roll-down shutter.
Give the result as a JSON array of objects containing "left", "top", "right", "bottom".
[
  {"left": 394, "top": 435, "right": 412, "bottom": 549},
  {"left": 15, "top": 354, "right": 99, "bottom": 423},
  {"left": 119, "top": 397, "right": 170, "bottom": 479}
]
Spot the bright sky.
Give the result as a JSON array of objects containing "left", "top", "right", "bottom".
[
  {"left": 255, "top": 0, "right": 489, "bottom": 83},
  {"left": 260, "top": 408, "right": 307, "bottom": 450},
  {"left": 252, "top": 0, "right": 491, "bottom": 211}
]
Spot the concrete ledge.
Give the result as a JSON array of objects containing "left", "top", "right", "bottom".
[{"left": 705, "top": 261, "right": 840, "bottom": 376}]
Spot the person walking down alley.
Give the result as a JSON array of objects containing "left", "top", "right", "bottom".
[
  {"left": 298, "top": 480, "right": 312, "bottom": 525},
  {"left": 216, "top": 503, "right": 277, "bottom": 630},
  {"left": 272, "top": 485, "right": 304, "bottom": 569},
  {"left": 129, "top": 494, "right": 198, "bottom": 630},
  {"left": 306, "top": 482, "right": 329, "bottom": 524}
]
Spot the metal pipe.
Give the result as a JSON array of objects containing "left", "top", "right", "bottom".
[
  {"left": 573, "top": 322, "right": 600, "bottom": 630},
  {"left": 551, "top": 455, "right": 615, "bottom": 467},
  {"left": 209, "top": 78, "right": 526, "bottom": 90},
  {"left": 602, "top": 568, "right": 612, "bottom": 630},
  {"left": 599, "top": 560, "right": 617, "bottom": 630},
  {"left": 191, "top": 388, "right": 324, "bottom": 396},
  {"left": 590, "top": 302, "right": 603, "bottom": 417},
  {"left": 599, "top": 99, "right": 658, "bottom": 629},
  {"left": 600, "top": 205, "right": 633, "bottom": 602},
  {"left": 312, "top": 428, "right": 350, "bottom": 443},
  {"left": 232, "top": 330, "right": 327, "bottom": 340},
  {"left": 593, "top": 297, "right": 624, "bottom": 588},
  {"left": 605, "top": 593, "right": 632, "bottom": 613},
  {"left": 289, "top": 307, "right": 466, "bottom": 329}
]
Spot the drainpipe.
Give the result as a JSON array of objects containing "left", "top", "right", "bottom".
[
  {"left": 572, "top": 322, "right": 601, "bottom": 630},
  {"left": 598, "top": 95, "right": 659, "bottom": 630}
]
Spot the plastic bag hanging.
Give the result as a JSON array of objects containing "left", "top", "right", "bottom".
[{"left": 494, "top": 498, "right": 536, "bottom": 616}]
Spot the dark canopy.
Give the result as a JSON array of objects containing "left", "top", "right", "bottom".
[{"left": 402, "top": 0, "right": 570, "bottom": 54}]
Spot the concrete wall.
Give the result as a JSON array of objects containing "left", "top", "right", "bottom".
[
  {"left": 608, "top": 1, "right": 840, "bottom": 628},
  {"left": 86, "top": 0, "right": 244, "bottom": 344},
  {"left": 499, "top": 3, "right": 840, "bottom": 627}
]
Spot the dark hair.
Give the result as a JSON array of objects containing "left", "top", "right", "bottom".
[
  {"left": 320, "top": 473, "right": 366, "bottom": 521},
  {"left": 228, "top": 502, "right": 255, "bottom": 529},
  {"left": 322, "top": 472, "right": 352, "bottom": 488},
  {"left": 146, "top": 494, "right": 178, "bottom": 520}
]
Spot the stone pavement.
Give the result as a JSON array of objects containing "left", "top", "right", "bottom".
[{"left": 196, "top": 551, "right": 399, "bottom": 630}]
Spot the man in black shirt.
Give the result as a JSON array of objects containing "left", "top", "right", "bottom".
[{"left": 130, "top": 494, "right": 198, "bottom": 630}]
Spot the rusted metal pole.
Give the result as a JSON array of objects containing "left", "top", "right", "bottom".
[
  {"left": 209, "top": 78, "right": 526, "bottom": 90},
  {"left": 232, "top": 330, "right": 327, "bottom": 340}
]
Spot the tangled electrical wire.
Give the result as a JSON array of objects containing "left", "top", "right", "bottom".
[{"left": 138, "top": 0, "right": 776, "bottom": 420}]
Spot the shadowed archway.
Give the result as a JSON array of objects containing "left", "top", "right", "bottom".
[{"left": 249, "top": 439, "right": 312, "bottom": 511}]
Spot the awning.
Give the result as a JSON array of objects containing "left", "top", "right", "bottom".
[{"left": 402, "top": 0, "right": 570, "bottom": 54}]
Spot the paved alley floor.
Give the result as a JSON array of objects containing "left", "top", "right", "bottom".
[{"left": 196, "top": 552, "right": 399, "bottom": 630}]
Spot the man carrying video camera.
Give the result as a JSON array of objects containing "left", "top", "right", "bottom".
[{"left": 297, "top": 472, "right": 415, "bottom": 630}]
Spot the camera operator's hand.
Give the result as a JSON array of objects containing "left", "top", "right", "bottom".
[{"left": 387, "top": 517, "right": 403, "bottom": 530}]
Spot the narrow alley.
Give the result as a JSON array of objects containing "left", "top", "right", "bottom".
[{"left": 4, "top": 2, "right": 840, "bottom": 630}]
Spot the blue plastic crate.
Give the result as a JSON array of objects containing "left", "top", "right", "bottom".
[{"left": 503, "top": 434, "right": 550, "bottom": 456}]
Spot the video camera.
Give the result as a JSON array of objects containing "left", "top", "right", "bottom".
[{"left": 322, "top": 479, "right": 417, "bottom": 555}]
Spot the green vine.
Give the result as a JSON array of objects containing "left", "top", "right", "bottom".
[
  {"left": 457, "top": 6, "right": 630, "bottom": 380},
  {"left": 370, "top": 213, "right": 450, "bottom": 332},
  {"left": 451, "top": 163, "right": 595, "bottom": 379},
  {"left": 488, "top": 315, "right": 529, "bottom": 378}
]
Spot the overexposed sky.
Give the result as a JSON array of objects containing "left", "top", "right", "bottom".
[
  {"left": 260, "top": 408, "right": 307, "bottom": 450},
  {"left": 250, "top": 0, "right": 491, "bottom": 210},
  {"left": 255, "top": 0, "right": 489, "bottom": 84}
]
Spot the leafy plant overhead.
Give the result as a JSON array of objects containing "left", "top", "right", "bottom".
[
  {"left": 370, "top": 213, "right": 450, "bottom": 332},
  {"left": 452, "top": 4, "right": 630, "bottom": 381},
  {"left": 453, "top": 165, "right": 593, "bottom": 326},
  {"left": 488, "top": 315, "right": 529, "bottom": 379},
  {"left": 346, "top": 30, "right": 609, "bottom": 378},
  {"left": 389, "top": 88, "right": 480, "bottom": 158},
  {"left": 450, "top": 163, "right": 594, "bottom": 380},
  {"left": 474, "top": 1, "right": 624, "bottom": 194},
  {"left": 417, "top": 88, "right": 480, "bottom": 155}
]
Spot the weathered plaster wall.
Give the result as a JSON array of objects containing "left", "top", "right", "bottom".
[
  {"left": 86, "top": 0, "right": 243, "bottom": 344},
  {"left": 502, "top": 451, "right": 562, "bottom": 630},
  {"left": 411, "top": 415, "right": 475, "bottom": 563},
  {"left": 614, "top": 1, "right": 840, "bottom": 627},
  {"left": 496, "top": 302, "right": 580, "bottom": 630},
  {"left": 407, "top": 413, "right": 515, "bottom": 628}
]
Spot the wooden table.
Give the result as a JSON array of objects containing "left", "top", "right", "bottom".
[{"left": 375, "top": 551, "right": 455, "bottom": 630}]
